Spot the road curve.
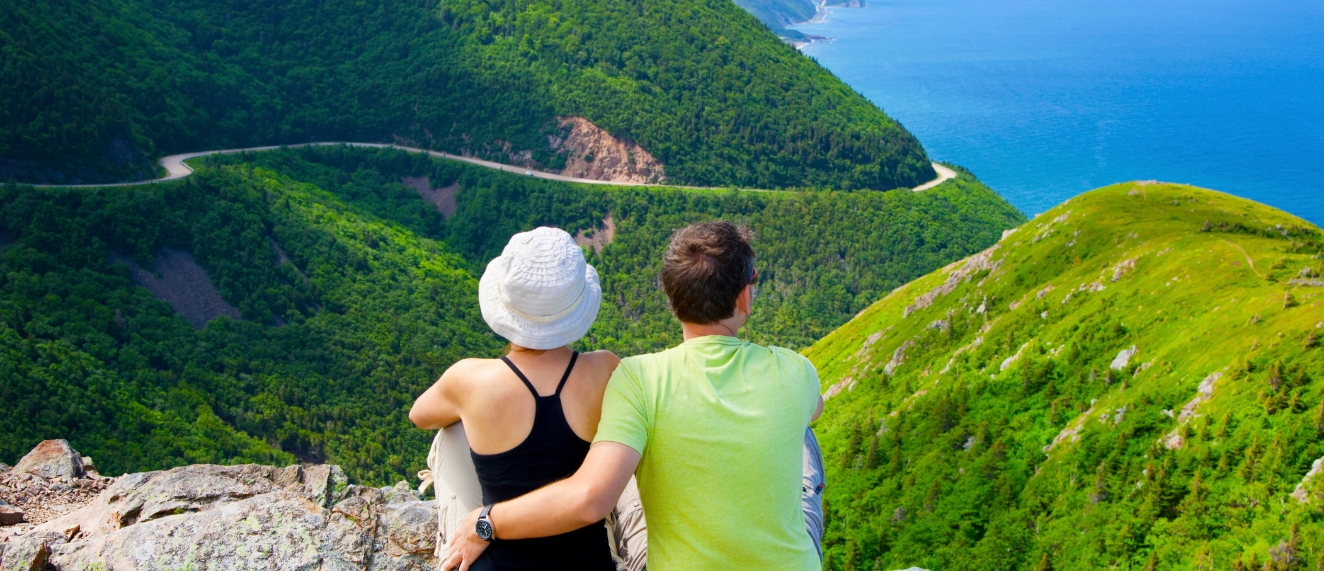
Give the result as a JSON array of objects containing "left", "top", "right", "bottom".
[
  {"left": 31, "top": 142, "right": 952, "bottom": 192},
  {"left": 912, "top": 162, "right": 957, "bottom": 191}
]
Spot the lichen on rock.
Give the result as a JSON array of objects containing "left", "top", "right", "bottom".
[{"left": 1, "top": 441, "right": 443, "bottom": 571}]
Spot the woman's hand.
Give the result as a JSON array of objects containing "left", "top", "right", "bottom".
[{"left": 441, "top": 507, "right": 491, "bottom": 571}]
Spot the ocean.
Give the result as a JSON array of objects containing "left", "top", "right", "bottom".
[{"left": 792, "top": 0, "right": 1324, "bottom": 225}]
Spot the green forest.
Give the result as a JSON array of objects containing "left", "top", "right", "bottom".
[
  {"left": 0, "top": 145, "right": 1020, "bottom": 485},
  {"left": 808, "top": 183, "right": 1324, "bottom": 569},
  {"left": 0, "top": 0, "right": 932, "bottom": 190}
]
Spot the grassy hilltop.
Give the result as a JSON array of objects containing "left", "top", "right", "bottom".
[
  {"left": 0, "top": 146, "right": 1019, "bottom": 484},
  {"left": 1, "top": 0, "right": 932, "bottom": 189},
  {"left": 808, "top": 183, "right": 1324, "bottom": 569}
]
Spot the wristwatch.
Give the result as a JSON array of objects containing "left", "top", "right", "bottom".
[{"left": 475, "top": 504, "right": 495, "bottom": 542}]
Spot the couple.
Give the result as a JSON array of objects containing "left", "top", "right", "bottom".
[{"left": 410, "top": 221, "right": 825, "bottom": 571}]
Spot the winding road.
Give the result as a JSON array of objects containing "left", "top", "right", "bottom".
[
  {"left": 31, "top": 142, "right": 953, "bottom": 192},
  {"left": 913, "top": 162, "right": 957, "bottom": 191}
]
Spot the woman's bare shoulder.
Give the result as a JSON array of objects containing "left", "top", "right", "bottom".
[
  {"left": 576, "top": 350, "right": 621, "bottom": 383},
  {"left": 440, "top": 357, "right": 508, "bottom": 393}
]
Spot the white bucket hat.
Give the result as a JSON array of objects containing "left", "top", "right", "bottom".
[{"left": 478, "top": 227, "right": 602, "bottom": 350}]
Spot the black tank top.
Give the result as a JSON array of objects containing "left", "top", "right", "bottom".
[{"left": 469, "top": 352, "right": 616, "bottom": 571}]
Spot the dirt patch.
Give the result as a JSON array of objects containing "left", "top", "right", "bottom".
[
  {"left": 401, "top": 176, "right": 458, "bottom": 219},
  {"left": 573, "top": 214, "right": 616, "bottom": 254},
  {"left": 553, "top": 117, "right": 665, "bottom": 183},
  {"left": 110, "top": 247, "right": 242, "bottom": 329}
]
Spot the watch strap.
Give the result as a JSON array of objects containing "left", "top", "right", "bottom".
[{"left": 477, "top": 504, "right": 495, "bottom": 541}]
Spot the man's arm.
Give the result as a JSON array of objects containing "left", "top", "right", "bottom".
[
  {"left": 441, "top": 442, "right": 641, "bottom": 571},
  {"left": 812, "top": 395, "right": 824, "bottom": 422}
]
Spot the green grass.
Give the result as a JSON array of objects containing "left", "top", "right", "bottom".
[{"left": 806, "top": 182, "right": 1324, "bottom": 570}]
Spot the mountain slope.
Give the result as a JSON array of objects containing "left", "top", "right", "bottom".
[
  {"left": 0, "top": 163, "right": 502, "bottom": 484},
  {"left": 1, "top": 0, "right": 933, "bottom": 190},
  {"left": 807, "top": 183, "right": 1324, "bottom": 569},
  {"left": 1, "top": 146, "right": 1018, "bottom": 485},
  {"left": 224, "top": 147, "right": 1023, "bottom": 352}
]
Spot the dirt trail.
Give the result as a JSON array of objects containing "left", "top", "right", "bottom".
[
  {"left": 31, "top": 143, "right": 949, "bottom": 193},
  {"left": 1221, "top": 238, "right": 1263, "bottom": 278}
]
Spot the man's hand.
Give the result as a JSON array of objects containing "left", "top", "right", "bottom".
[{"left": 440, "top": 507, "right": 490, "bottom": 571}]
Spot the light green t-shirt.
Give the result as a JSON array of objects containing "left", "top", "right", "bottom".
[{"left": 594, "top": 335, "right": 821, "bottom": 571}]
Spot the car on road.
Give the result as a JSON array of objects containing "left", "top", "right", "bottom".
[{"left": 524, "top": 171, "right": 533, "bottom": 176}]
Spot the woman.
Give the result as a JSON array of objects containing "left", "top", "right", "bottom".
[{"left": 409, "top": 226, "right": 619, "bottom": 571}]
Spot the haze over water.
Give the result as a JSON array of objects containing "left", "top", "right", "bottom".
[{"left": 794, "top": 0, "right": 1324, "bottom": 225}]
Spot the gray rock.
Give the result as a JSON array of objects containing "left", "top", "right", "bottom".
[
  {"left": 379, "top": 481, "right": 422, "bottom": 504},
  {"left": 27, "top": 462, "right": 438, "bottom": 571},
  {"left": 0, "top": 463, "right": 10, "bottom": 473},
  {"left": 1, "top": 530, "right": 65, "bottom": 571},
  {"left": 371, "top": 501, "right": 439, "bottom": 570},
  {"left": 46, "top": 463, "right": 344, "bottom": 539},
  {"left": 13, "top": 440, "right": 83, "bottom": 480},
  {"left": 50, "top": 490, "right": 328, "bottom": 571},
  {"left": 1110, "top": 345, "right": 1137, "bottom": 371}
]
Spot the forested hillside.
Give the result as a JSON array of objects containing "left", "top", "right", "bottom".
[
  {"left": 0, "top": 146, "right": 1018, "bottom": 484},
  {"left": 0, "top": 0, "right": 932, "bottom": 190},
  {"left": 808, "top": 183, "right": 1324, "bottom": 569}
]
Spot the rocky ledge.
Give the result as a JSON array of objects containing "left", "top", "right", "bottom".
[{"left": 1, "top": 440, "right": 441, "bottom": 570}]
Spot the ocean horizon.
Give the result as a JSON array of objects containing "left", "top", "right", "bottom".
[{"left": 793, "top": 0, "right": 1324, "bottom": 225}]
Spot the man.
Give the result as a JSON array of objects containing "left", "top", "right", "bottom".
[{"left": 444, "top": 221, "right": 825, "bottom": 571}]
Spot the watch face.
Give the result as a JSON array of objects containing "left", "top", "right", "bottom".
[{"left": 476, "top": 518, "right": 494, "bottom": 541}]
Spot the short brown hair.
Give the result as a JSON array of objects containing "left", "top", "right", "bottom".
[{"left": 660, "top": 221, "right": 756, "bottom": 324}]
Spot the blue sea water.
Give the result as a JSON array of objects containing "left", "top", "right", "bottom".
[{"left": 792, "top": 0, "right": 1324, "bottom": 224}]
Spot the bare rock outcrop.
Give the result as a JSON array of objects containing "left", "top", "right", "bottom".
[
  {"left": 883, "top": 339, "right": 916, "bottom": 377},
  {"left": 1044, "top": 402, "right": 1099, "bottom": 454},
  {"left": 12, "top": 440, "right": 83, "bottom": 481},
  {"left": 1292, "top": 457, "right": 1323, "bottom": 504},
  {"left": 1162, "top": 372, "right": 1223, "bottom": 449},
  {"left": 1110, "top": 346, "right": 1137, "bottom": 371},
  {"left": 903, "top": 245, "right": 1001, "bottom": 318},
  {"left": 109, "top": 247, "right": 242, "bottom": 329},
  {"left": 552, "top": 117, "right": 665, "bottom": 183},
  {"left": 1, "top": 441, "right": 444, "bottom": 571}
]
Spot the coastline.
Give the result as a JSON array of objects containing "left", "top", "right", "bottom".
[{"left": 787, "top": 1, "right": 863, "bottom": 50}]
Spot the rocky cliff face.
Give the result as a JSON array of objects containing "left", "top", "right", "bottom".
[
  {"left": 0, "top": 441, "right": 442, "bottom": 571},
  {"left": 551, "top": 117, "right": 665, "bottom": 184}
]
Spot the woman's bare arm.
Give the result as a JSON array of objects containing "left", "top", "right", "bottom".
[{"left": 408, "top": 360, "right": 472, "bottom": 429}]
